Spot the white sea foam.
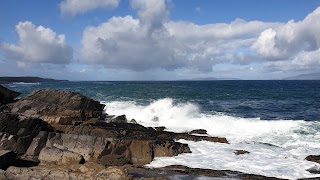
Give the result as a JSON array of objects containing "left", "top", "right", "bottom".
[
  {"left": 102, "top": 98, "right": 320, "bottom": 179},
  {"left": 11, "top": 82, "right": 40, "bottom": 85}
]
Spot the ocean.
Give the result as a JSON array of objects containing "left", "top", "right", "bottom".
[{"left": 3, "top": 80, "right": 320, "bottom": 179}]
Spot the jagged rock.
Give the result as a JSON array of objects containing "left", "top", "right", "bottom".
[
  {"left": 0, "top": 85, "right": 21, "bottom": 105},
  {"left": 0, "top": 150, "right": 16, "bottom": 169},
  {"left": 306, "top": 155, "right": 320, "bottom": 164},
  {"left": 234, "top": 150, "right": 250, "bottom": 155},
  {"left": 0, "top": 113, "right": 54, "bottom": 155},
  {"left": 153, "top": 141, "right": 191, "bottom": 157},
  {"left": 9, "top": 89, "right": 105, "bottom": 124},
  {"left": 189, "top": 129, "right": 207, "bottom": 135},
  {"left": 106, "top": 115, "right": 128, "bottom": 123},
  {"left": 25, "top": 131, "right": 49, "bottom": 158}
]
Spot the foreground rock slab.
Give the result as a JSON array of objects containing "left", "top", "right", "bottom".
[
  {"left": 9, "top": 89, "right": 105, "bottom": 124},
  {"left": 1, "top": 164, "right": 131, "bottom": 180}
]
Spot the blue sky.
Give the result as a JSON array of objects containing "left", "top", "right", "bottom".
[{"left": 0, "top": 0, "right": 320, "bottom": 80}]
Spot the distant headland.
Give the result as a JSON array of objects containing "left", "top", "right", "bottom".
[{"left": 0, "top": 76, "right": 69, "bottom": 84}]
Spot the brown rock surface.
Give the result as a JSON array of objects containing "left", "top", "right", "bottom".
[
  {"left": 305, "top": 155, "right": 320, "bottom": 164},
  {"left": 1, "top": 164, "right": 132, "bottom": 180},
  {"left": 9, "top": 89, "right": 105, "bottom": 124}
]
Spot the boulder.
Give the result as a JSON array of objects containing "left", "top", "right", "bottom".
[
  {"left": 307, "top": 165, "right": 320, "bottom": 174},
  {"left": 305, "top": 155, "right": 320, "bottom": 164},
  {"left": 234, "top": 150, "right": 250, "bottom": 155},
  {"left": 9, "top": 89, "right": 105, "bottom": 124},
  {"left": 0, "top": 85, "right": 21, "bottom": 105},
  {"left": 189, "top": 129, "right": 207, "bottom": 135},
  {"left": 0, "top": 150, "right": 16, "bottom": 169}
]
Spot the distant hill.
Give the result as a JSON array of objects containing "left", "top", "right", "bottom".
[
  {"left": 283, "top": 73, "right": 320, "bottom": 80},
  {"left": 0, "top": 77, "right": 69, "bottom": 84},
  {"left": 179, "top": 77, "right": 241, "bottom": 81}
]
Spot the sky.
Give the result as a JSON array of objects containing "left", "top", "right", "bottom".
[{"left": 0, "top": 0, "right": 320, "bottom": 80}]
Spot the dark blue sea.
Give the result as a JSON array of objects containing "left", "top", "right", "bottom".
[{"left": 3, "top": 80, "right": 320, "bottom": 179}]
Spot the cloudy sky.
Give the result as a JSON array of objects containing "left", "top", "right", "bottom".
[{"left": 0, "top": 0, "right": 320, "bottom": 80}]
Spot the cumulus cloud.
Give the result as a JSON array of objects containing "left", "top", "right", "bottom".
[
  {"left": 252, "top": 7, "right": 320, "bottom": 61},
  {"left": 266, "top": 49, "right": 320, "bottom": 71},
  {"left": 80, "top": 0, "right": 279, "bottom": 71},
  {"left": 0, "top": 21, "right": 73, "bottom": 64},
  {"left": 60, "top": 0, "right": 120, "bottom": 17}
]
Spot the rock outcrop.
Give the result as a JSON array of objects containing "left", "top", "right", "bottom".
[
  {"left": 0, "top": 85, "right": 20, "bottom": 106},
  {"left": 306, "top": 155, "right": 320, "bottom": 164},
  {"left": 9, "top": 89, "right": 105, "bottom": 124},
  {"left": 0, "top": 88, "right": 236, "bottom": 180}
]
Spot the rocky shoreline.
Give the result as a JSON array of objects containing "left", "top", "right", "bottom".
[{"left": 0, "top": 85, "right": 319, "bottom": 180}]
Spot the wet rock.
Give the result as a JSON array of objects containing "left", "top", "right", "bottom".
[
  {"left": 0, "top": 150, "right": 17, "bottom": 169},
  {"left": 234, "top": 150, "right": 250, "bottom": 155},
  {"left": 153, "top": 141, "right": 191, "bottom": 157},
  {"left": 306, "top": 155, "right": 320, "bottom": 164},
  {"left": 128, "top": 165, "right": 284, "bottom": 180},
  {"left": 154, "top": 126, "right": 166, "bottom": 131},
  {"left": 9, "top": 89, "right": 105, "bottom": 124},
  {"left": 107, "top": 115, "right": 128, "bottom": 123},
  {"left": 307, "top": 165, "right": 320, "bottom": 174},
  {"left": 0, "top": 85, "right": 21, "bottom": 105},
  {"left": 189, "top": 129, "right": 207, "bottom": 135}
]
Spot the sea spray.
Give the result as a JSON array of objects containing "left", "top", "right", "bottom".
[{"left": 103, "top": 98, "right": 320, "bottom": 179}]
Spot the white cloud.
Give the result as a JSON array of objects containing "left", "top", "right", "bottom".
[
  {"left": 252, "top": 7, "right": 320, "bottom": 61},
  {"left": 79, "top": 0, "right": 279, "bottom": 71},
  {"left": 266, "top": 49, "right": 320, "bottom": 71},
  {"left": 0, "top": 21, "right": 73, "bottom": 64},
  {"left": 60, "top": 0, "right": 120, "bottom": 17}
]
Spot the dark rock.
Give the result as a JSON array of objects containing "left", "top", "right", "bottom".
[
  {"left": 307, "top": 165, "right": 320, "bottom": 174},
  {"left": 0, "top": 85, "right": 21, "bottom": 105},
  {"left": 0, "top": 113, "right": 53, "bottom": 156},
  {"left": 107, "top": 115, "right": 128, "bottom": 123},
  {"left": 189, "top": 129, "right": 207, "bottom": 135},
  {"left": 306, "top": 155, "right": 320, "bottom": 164},
  {"left": 234, "top": 150, "right": 250, "bottom": 155},
  {"left": 130, "top": 119, "right": 137, "bottom": 124},
  {"left": 127, "top": 165, "right": 284, "bottom": 180},
  {"left": 9, "top": 89, "right": 105, "bottom": 124},
  {"left": 0, "top": 150, "right": 17, "bottom": 169},
  {"left": 154, "top": 126, "right": 166, "bottom": 131},
  {"left": 153, "top": 141, "right": 191, "bottom": 157}
]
